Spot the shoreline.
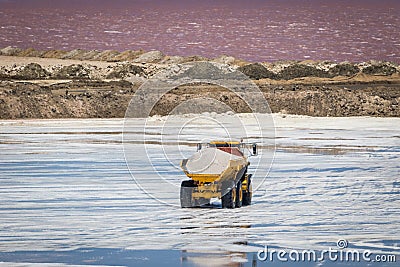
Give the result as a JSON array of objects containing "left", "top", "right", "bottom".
[{"left": 2, "top": 112, "right": 400, "bottom": 122}]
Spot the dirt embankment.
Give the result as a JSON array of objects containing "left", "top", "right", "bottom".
[
  {"left": 1, "top": 80, "right": 398, "bottom": 119},
  {"left": 0, "top": 47, "right": 399, "bottom": 119}
]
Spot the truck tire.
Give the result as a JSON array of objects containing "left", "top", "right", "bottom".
[
  {"left": 180, "top": 180, "right": 195, "bottom": 208},
  {"left": 221, "top": 186, "right": 236, "bottom": 209},
  {"left": 235, "top": 180, "right": 243, "bottom": 208},
  {"left": 242, "top": 175, "right": 252, "bottom": 206}
]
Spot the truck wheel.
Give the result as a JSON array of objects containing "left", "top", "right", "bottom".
[
  {"left": 222, "top": 186, "right": 236, "bottom": 209},
  {"left": 242, "top": 175, "right": 252, "bottom": 206},
  {"left": 235, "top": 180, "right": 243, "bottom": 208},
  {"left": 180, "top": 180, "right": 195, "bottom": 208}
]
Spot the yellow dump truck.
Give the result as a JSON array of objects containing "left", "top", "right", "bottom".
[{"left": 180, "top": 141, "right": 257, "bottom": 208}]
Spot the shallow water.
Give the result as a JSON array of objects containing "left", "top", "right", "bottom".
[{"left": 0, "top": 115, "right": 399, "bottom": 266}]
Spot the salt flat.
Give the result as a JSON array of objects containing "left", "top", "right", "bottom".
[{"left": 0, "top": 114, "right": 399, "bottom": 266}]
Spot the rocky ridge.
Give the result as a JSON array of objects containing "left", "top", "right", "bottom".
[
  {"left": 0, "top": 47, "right": 399, "bottom": 119},
  {"left": 1, "top": 46, "right": 399, "bottom": 81}
]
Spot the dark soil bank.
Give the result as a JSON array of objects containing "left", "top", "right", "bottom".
[{"left": 1, "top": 80, "right": 399, "bottom": 119}]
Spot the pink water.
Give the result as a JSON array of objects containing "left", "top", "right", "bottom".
[{"left": 0, "top": 0, "right": 399, "bottom": 63}]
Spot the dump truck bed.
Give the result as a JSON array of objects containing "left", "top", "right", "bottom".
[{"left": 181, "top": 147, "right": 248, "bottom": 183}]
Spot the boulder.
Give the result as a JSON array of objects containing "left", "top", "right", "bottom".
[
  {"left": 15, "top": 63, "right": 50, "bottom": 79},
  {"left": 278, "top": 64, "right": 329, "bottom": 80},
  {"left": 362, "top": 63, "right": 397, "bottom": 76},
  {"left": 133, "top": 50, "right": 165, "bottom": 63},
  {"left": 237, "top": 63, "right": 277, "bottom": 80},
  {"left": 54, "top": 64, "right": 90, "bottom": 79},
  {"left": 0, "top": 46, "right": 22, "bottom": 56},
  {"left": 328, "top": 63, "right": 360, "bottom": 77},
  {"left": 106, "top": 63, "right": 144, "bottom": 79}
]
